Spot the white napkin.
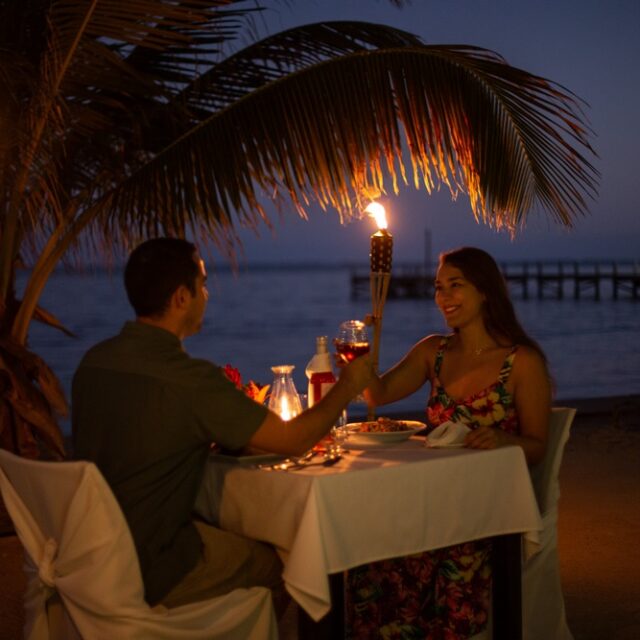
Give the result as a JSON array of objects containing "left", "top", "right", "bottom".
[{"left": 425, "top": 420, "right": 471, "bottom": 448}]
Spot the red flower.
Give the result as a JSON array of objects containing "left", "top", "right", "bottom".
[
  {"left": 244, "top": 380, "right": 270, "bottom": 404},
  {"left": 223, "top": 364, "right": 243, "bottom": 389},
  {"left": 223, "top": 364, "right": 270, "bottom": 404}
]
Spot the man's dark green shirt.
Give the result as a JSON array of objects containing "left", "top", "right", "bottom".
[{"left": 72, "top": 321, "right": 267, "bottom": 605}]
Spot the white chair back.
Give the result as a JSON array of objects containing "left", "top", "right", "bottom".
[
  {"left": 0, "top": 449, "right": 277, "bottom": 640},
  {"left": 523, "top": 407, "right": 576, "bottom": 640},
  {"left": 529, "top": 407, "right": 576, "bottom": 513}
]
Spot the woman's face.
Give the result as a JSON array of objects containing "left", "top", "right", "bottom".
[{"left": 434, "top": 262, "right": 486, "bottom": 330}]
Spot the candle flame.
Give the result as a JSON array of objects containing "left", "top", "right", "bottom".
[
  {"left": 278, "top": 395, "right": 298, "bottom": 422},
  {"left": 365, "top": 202, "right": 387, "bottom": 230}
]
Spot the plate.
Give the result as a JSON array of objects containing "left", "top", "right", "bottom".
[{"left": 347, "top": 420, "right": 426, "bottom": 444}]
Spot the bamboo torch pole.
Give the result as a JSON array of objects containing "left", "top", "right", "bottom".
[{"left": 367, "top": 203, "right": 393, "bottom": 420}]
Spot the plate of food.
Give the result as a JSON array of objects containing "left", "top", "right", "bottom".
[{"left": 347, "top": 417, "right": 426, "bottom": 445}]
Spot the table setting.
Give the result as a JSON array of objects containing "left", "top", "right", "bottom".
[
  {"left": 196, "top": 432, "right": 542, "bottom": 639},
  {"left": 200, "top": 204, "right": 542, "bottom": 639}
]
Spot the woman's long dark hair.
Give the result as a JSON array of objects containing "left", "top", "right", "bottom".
[{"left": 440, "top": 247, "right": 548, "bottom": 365}]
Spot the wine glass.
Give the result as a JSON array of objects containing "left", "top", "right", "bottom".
[
  {"left": 334, "top": 320, "right": 370, "bottom": 363},
  {"left": 334, "top": 320, "right": 370, "bottom": 403},
  {"left": 329, "top": 409, "right": 349, "bottom": 456}
]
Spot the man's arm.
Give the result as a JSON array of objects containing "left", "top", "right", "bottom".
[{"left": 249, "top": 355, "right": 373, "bottom": 456}]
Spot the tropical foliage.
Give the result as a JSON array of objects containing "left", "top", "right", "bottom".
[{"left": 0, "top": 0, "right": 597, "bottom": 458}]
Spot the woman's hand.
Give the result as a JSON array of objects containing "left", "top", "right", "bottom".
[{"left": 464, "top": 425, "right": 509, "bottom": 450}]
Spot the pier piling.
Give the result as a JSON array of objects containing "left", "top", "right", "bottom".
[{"left": 350, "top": 260, "right": 640, "bottom": 301}]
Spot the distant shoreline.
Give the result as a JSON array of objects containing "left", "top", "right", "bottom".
[
  {"left": 551, "top": 394, "right": 639, "bottom": 417},
  {"left": 363, "top": 394, "right": 639, "bottom": 422},
  {"left": 18, "top": 257, "right": 640, "bottom": 276}
]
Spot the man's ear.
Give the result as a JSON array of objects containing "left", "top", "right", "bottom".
[{"left": 171, "top": 285, "right": 191, "bottom": 310}]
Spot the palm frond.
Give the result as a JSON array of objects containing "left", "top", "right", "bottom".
[
  {"left": 1, "top": 1, "right": 258, "bottom": 239},
  {"left": 102, "top": 44, "right": 597, "bottom": 252},
  {"left": 175, "top": 21, "right": 424, "bottom": 117}
]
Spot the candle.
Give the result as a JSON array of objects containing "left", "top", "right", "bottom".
[
  {"left": 280, "top": 400, "right": 292, "bottom": 422},
  {"left": 267, "top": 365, "right": 302, "bottom": 421},
  {"left": 366, "top": 202, "right": 393, "bottom": 273}
]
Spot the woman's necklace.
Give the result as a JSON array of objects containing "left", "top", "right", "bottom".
[{"left": 473, "top": 344, "right": 494, "bottom": 356}]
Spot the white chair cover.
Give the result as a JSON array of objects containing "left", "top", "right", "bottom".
[
  {"left": 0, "top": 449, "right": 277, "bottom": 640},
  {"left": 523, "top": 407, "right": 576, "bottom": 640}
]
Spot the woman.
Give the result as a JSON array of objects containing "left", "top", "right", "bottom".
[{"left": 346, "top": 246, "right": 551, "bottom": 639}]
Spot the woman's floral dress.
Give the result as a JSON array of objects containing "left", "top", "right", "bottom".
[{"left": 345, "top": 336, "right": 520, "bottom": 640}]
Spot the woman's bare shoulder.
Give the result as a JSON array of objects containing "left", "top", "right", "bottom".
[
  {"left": 410, "top": 333, "right": 448, "bottom": 357},
  {"left": 514, "top": 344, "right": 545, "bottom": 362},
  {"left": 513, "top": 344, "right": 549, "bottom": 377},
  {"left": 417, "top": 333, "right": 447, "bottom": 347}
]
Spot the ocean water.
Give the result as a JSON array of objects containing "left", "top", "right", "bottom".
[{"left": 19, "top": 266, "right": 640, "bottom": 435}]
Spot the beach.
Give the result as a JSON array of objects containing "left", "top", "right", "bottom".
[
  {"left": 1, "top": 394, "right": 639, "bottom": 639},
  {"left": 556, "top": 396, "right": 640, "bottom": 640}
]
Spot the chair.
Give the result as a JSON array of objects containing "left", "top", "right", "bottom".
[
  {"left": 0, "top": 449, "right": 278, "bottom": 640},
  {"left": 523, "top": 406, "right": 576, "bottom": 640}
]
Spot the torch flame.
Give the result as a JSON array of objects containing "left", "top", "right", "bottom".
[{"left": 365, "top": 202, "right": 387, "bottom": 230}]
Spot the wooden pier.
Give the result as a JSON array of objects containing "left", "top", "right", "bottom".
[{"left": 350, "top": 260, "right": 640, "bottom": 301}]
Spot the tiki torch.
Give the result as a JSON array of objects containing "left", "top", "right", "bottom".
[{"left": 367, "top": 202, "right": 393, "bottom": 419}]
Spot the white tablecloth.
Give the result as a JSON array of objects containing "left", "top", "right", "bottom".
[{"left": 195, "top": 438, "right": 542, "bottom": 621}]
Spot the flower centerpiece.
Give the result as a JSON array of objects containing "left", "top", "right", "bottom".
[{"left": 223, "top": 364, "right": 270, "bottom": 404}]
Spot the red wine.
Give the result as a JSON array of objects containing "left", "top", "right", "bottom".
[{"left": 336, "top": 342, "right": 370, "bottom": 362}]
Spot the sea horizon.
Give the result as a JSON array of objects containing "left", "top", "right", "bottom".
[
  {"left": 19, "top": 263, "right": 640, "bottom": 436},
  {"left": 34, "top": 254, "right": 640, "bottom": 273}
]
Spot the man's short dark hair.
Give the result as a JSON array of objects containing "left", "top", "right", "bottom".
[{"left": 124, "top": 238, "right": 200, "bottom": 317}]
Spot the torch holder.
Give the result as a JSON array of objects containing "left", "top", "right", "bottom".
[{"left": 368, "top": 271, "right": 391, "bottom": 420}]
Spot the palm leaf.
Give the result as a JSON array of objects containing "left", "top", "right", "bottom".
[
  {"left": 174, "top": 21, "right": 424, "bottom": 117},
  {"left": 32, "top": 304, "right": 76, "bottom": 338},
  {"left": 101, "top": 42, "right": 597, "bottom": 251},
  {"left": 0, "top": 343, "right": 66, "bottom": 458},
  {"left": 0, "top": 0, "right": 258, "bottom": 282}
]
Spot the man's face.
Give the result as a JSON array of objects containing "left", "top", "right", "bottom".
[{"left": 183, "top": 256, "right": 209, "bottom": 337}]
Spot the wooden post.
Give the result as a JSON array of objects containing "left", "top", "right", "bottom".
[
  {"left": 558, "top": 261, "right": 564, "bottom": 299},
  {"left": 368, "top": 272, "right": 390, "bottom": 420},
  {"left": 537, "top": 262, "right": 543, "bottom": 299}
]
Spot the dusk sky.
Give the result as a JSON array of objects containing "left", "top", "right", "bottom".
[{"left": 228, "top": 0, "right": 639, "bottom": 265}]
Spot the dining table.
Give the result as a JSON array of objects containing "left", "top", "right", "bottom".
[{"left": 194, "top": 435, "right": 542, "bottom": 640}]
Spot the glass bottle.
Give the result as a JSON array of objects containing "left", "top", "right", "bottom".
[
  {"left": 305, "top": 336, "right": 336, "bottom": 408},
  {"left": 268, "top": 365, "right": 303, "bottom": 421}
]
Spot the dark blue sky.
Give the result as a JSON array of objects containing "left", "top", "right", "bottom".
[{"left": 230, "top": 0, "right": 639, "bottom": 264}]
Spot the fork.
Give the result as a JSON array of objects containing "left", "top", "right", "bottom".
[
  {"left": 287, "top": 454, "right": 342, "bottom": 470},
  {"left": 260, "top": 453, "right": 341, "bottom": 471}
]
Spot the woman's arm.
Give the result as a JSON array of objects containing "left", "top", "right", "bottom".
[
  {"left": 464, "top": 347, "right": 551, "bottom": 464},
  {"left": 364, "top": 335, "right": 439, "bottom": 407}
]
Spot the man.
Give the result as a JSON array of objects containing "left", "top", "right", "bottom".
[{"left": 72, "top": 237, "right": 372, "bottom": 609}]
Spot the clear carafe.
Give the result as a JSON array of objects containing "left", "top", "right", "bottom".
[{"left": 268, "top": 365, "right": 303, "bottom": 421}]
